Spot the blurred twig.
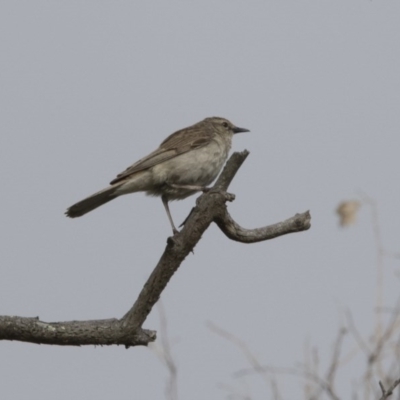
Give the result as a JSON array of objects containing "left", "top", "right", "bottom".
[
  {"left": 150, "top": 302, "right": 178, "bottom": 400},
  {"left": 378, "top": 379, "right": 400, "bottom": 400}
]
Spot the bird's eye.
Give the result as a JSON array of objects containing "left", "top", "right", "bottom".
[{"left": 222, "top": 122, "right": 229, "bottom": 128}]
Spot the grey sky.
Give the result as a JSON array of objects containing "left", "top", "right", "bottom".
[{"left": 1, "top": 1, "right": 399, "bottom": 399}]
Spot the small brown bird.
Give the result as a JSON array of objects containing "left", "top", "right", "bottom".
[{"left": 66, "top": 117, "right": 249, "bottom": 233}]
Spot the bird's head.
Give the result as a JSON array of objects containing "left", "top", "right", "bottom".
[{"left": 205, "top": 117, "right": 250, "bottom": 135}]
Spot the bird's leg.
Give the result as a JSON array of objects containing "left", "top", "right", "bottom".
[{"left": 162, "top": 195, "right": 179, "bottom": 235}]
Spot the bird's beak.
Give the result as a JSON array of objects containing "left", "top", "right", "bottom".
[{"left": 233, "top": 126, "right": 250, "bottom": 134}]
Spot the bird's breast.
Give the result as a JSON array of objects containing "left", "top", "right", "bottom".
[{"left": 149, "top": 138, "right": 231, "bottom": 200}]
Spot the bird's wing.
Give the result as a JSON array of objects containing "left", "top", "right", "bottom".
[{"left": 109, "top": 124, "right": 213, "bottom": 185}]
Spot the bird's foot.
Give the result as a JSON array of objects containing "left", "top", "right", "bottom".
[
  {"left": 202, "top": 188, "right": 235, "bottom": 202},
  {"left": 167, "top": 228, "right": 181, "bottom": 246}
]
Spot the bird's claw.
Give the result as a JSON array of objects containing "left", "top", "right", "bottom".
[{"left": 202, "top": 188, "right": 236, "bottom": 202}]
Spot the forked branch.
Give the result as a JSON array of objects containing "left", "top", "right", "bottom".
[{"left": 0, "top": 150, "right": 311, "bottom": 347}]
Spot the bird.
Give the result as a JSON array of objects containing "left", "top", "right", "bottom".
[{"left": 65, "top": 116, "right": 249, "bottom": 233}]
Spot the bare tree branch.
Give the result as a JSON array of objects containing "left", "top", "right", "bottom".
[
  {"left": 1, "top": 151, "right": 311, "bottom": 347},
  {"left": 378, "top": 379, "right": 400, "bottom": 400},
  {"left": 215, "top": 209, "right": 311, "bottom": 243},
  {"left": 0, "top": 316, "right": 154, "bottom": 347}
]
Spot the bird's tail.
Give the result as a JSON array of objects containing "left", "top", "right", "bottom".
[{"left": 65, "top": 185, "right": 121, "bottom": 218}]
